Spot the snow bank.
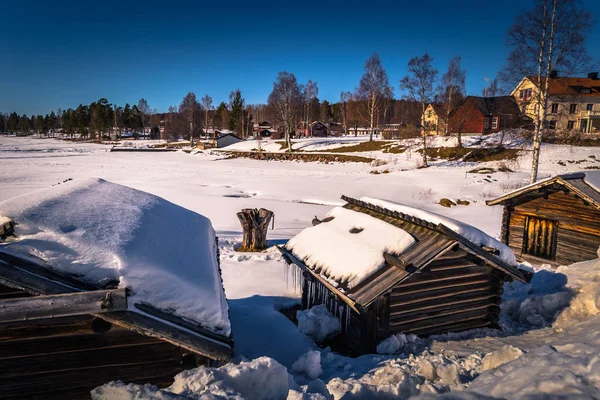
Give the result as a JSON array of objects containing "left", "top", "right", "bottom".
[
  {"left": 467, "top": 346, "right": 600, "bottom": 398},
  {"left": 584, "top": 171, "right": 600, "bottom": 193},
  {"left": 297, "top": 305, "right": 341, "bottom": 342},
  {"left": 502, "top": 252, "right": 600, "bottom": 330},
  {"left": 376, "top": 333, "right": 423, "bottom": 355},
  {"left": 92, "top": 357, "right": 290, "bottom": 400},
  {"left": 360, "top": 197, "right": 517, "bottom": 266},
  {"left": 292, "top": 351, "right": 323, "bottom": 380},
  {"left": 481, "top": 345, "right": 523, "bottom": 371},
  {"left": 0, "top": 178, "right": 230, "bottom": 335},
  {"left": 286, "top": 206, "right": 416, "bottom": 288}
]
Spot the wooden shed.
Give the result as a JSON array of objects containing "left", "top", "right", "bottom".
[
  {"left": 0, "top": 178, "right": 233, "bottom": 399},
  {"left": 486, "top": 172, "right": 600, "bottom": 266},
  {"left": 0, "top": 250, "right": 233, "bottom": 399},
  {"left": 279, "top": 196, "right": 530, "bottom": 355}
]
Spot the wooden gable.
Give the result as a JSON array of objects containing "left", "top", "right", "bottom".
[{"left": 487, "top": 173, "right": 600, "bottom": 266}]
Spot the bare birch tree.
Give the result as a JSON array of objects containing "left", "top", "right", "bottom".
[
  {"left": 340, "top": 91, "right": 352, "bottom": 135},
  {"left": 502, "top": 0, "right": 593, "bottom": 183},
  {"left": 439, "top": 55, "right": 466, "bottom": 144},
  {"left": 400, "top": 54, "right": 439, "bottom": 167},
  {"left": 357, "top": 52, "right": 392, "bottom": 141},
  {"left": 303, "top": 80, "right": 318, "bottom": 136},
  {"left": 201, "top": 95, "right": 213, "bottom": 137},
  {"left": 137, "top": 98, "right": 151, "bottom": 135},
  {"left": 268, "top": 72, "right": 303, "bottom": 150}
]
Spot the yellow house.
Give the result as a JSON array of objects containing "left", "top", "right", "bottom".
[
  {"left": 511, "top": 73, "right": 600, "bottom": 133},
  {"left": 422, "top": 104, "right": 446, "bottom": 135}
]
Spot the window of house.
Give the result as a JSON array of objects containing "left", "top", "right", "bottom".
[
  {"left": 581, "top": 88, "right": 591, "bottom": 94},
  {"left": 484, "top": 118, "right": 490, "bottom": 129},
  {"left": 569, "top": 104, "right": 577, "bottom": 114},
  {"left": 551, "top": 103, "right": 559, "bottom": 113},
  {"left": 522, "top": 216, "right": 558, "bottom": 260},
  {"left": 492, "top": 117, "right": 498, "bottom": 129},
  {"left": 547, "top": 120, "right": 557, "bottom": 130},
  {"left": 567, "top": 120, "right": 575, "bottom": 129},
  {"left": 587, "top": 104, "right": 594, "bottom": 111},
  {"left": 519, "top": 88, "right": 532, "bottom": 100}
]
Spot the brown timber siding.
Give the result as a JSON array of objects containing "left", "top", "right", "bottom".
[
  {"left": 389, "top": 250, "right": 504, "bottom": 336},
  {"left": 0, "top": 285, "right": 195, "bottom": 400},
  {"left": 506, "top": 191, "right": 600, "bottom": 266}
]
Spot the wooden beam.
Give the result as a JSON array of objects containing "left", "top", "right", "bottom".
[
  {"left": 98, "top": 311, "right": 233, "bottom": 362},
  {"left": 0, "top": 289, "right": 127, "bottom": 323}
]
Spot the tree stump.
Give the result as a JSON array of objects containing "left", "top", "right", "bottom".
[{"left": 237, "top": 208, "right": 274, "bottom": 252}]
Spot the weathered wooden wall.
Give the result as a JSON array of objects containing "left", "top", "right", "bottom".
[
  {"left": 0, "top": 284, "right": 200, "bottom": 400},
  {"left": 389, "top": 249, "right": 504, "bottom": 336},
  {"left": 505, "top": 190, "right": 600, "bottom": 266}
]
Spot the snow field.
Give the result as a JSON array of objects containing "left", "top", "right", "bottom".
[{"left": 2, "top": 136, "right": 600, "bottom": 398}]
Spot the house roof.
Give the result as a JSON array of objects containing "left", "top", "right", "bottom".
[
  {"left": 486, "top": 172, "right": 600, "bottom": 210},
  {"left": 216, "top": 133, "right": 242, "bottom": 141},
  {"left": 281, "top": 196, "right": 530, "bottom": 308},
  {"left": 521, "top": 76, "right": 600, "bottom": 97},
  {"left": 459, "top": 96, "right": 521, "bottom": 117},
  {"left": 426, "top": 103, "right": 445, "bottom": 116},
  {"left": 0, "top": 179, "right": 233, "bottom": 360}
]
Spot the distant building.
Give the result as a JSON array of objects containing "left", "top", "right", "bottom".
[
  {"left": 448, "top": 96, "right": 522, "bottom": 135},
  {"left": 511, "top": 72, "right": 600, "bottom": 133},
  {"left": 347, "top": 127, "right": 381, "bottom": 136},
  {"left": 422, "top": 104, "right": 446, "bottom": 136},
  {"left": 196, "top": 133, "right": 243, "bottom": 150},
  {"left": 297, "top": 121, "right": 329, "bottom": 137}
]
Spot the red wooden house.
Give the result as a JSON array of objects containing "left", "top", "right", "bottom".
[{"left": 448, "top": 96, "right": 522, "bottom": 135}]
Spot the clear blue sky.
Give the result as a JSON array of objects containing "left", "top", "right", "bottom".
[{"left": 2, "top": 0, "right": 599, "bottom": 115}]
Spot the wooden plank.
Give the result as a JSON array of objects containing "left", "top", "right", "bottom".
[
  {"left": 391, "top": 284, "right": 499, "bottom": 307},
  {"left": 0, "top": 359, "right": 182, "bottom": 398},
  {"left": 0, "top": 326, "right": 159, "bottom": 359},
  {"left": 0, "top": 341, "right": 181, "bottom": 378},
  {"left": 134, "top": 303, "right": 234, "bottom": 347},
  {"left": 390, "top": 307, "right": 498, "bottom": 334},
  {"left": 390, "top": 292, "right": 501, "bottom": 315},
  {"left": 393, "top": 276, "right": 499, "bottom": 297},
  {"left": 98, "top": 311, "right": 233, "bottom": 362},
  {"left": 390, "top": 297, "right": 500, "bottom": 322},
  {"left": 0, "top": 289, "right": 127, "bottom": 323},
  {"left": 0, "top": 315, "right": 95, "bottom": 341}
]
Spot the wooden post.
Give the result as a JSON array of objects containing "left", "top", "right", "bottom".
[{"left": 237, "top": 208, "right": 274, "bottom": 252}]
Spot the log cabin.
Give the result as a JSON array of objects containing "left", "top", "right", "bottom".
[
  {"left": 0, "top": 179, "right": 233, "bottom": 399},
  {"left": 279, "top": 196, "right": 530, "bottom": 355},
  {"left": 0, "top": 250, "right": 233, "bottom": 399},
  {"left": 486, "top": 172, "right": 600, "bottom": 267}
]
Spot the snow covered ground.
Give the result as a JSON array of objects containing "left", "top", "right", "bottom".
[{"left": 1, "top": 135, "right": 600, "bottom": 399}]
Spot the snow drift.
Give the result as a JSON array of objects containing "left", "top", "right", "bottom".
[{"left": 0, "top": 178, "right": 230, "bottom": 335}]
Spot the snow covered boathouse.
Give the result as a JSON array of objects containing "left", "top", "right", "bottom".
[
  {"left": 487, "top": 172, "right": 600, "bottom": 267},
  {"left": 0, "top": 178, "right": 233, "bottom": 399},
  {"left": 279, "top": 196, "right": 530, "bottom": 354}
]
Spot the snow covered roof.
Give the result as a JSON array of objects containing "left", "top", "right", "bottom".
[
  {"left": 284, "top": 196, "right": 529, "bottom": 305},
  {"left": 0, "top": 178, "right": 231, "bottom": 339},
  {"left": 486, "top": 172, "right": 600, "bottom": 210},
  {"left": 286, "top": 206, "right": 416, "bottom": 289}
]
